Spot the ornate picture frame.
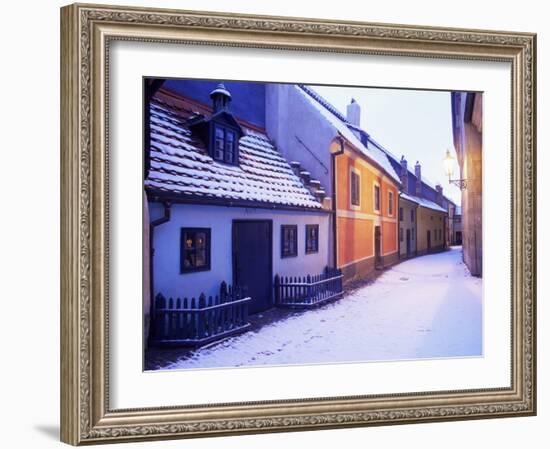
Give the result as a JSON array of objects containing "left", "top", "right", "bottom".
[{"left": 60, "top": 3, "right": 536, "bottom": 445}]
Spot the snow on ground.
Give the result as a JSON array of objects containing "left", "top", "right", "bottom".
[{"left": 163, "top": 247, "right": 482, "bottom": 370}]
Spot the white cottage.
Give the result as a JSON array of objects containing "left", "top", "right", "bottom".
[{"left": 145, "top": 84, "right": 331, "bottom": 317}]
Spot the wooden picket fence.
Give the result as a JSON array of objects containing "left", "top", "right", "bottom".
[
  {"left": 150, "top": 282, "right": 252, "bottom": 347},
  {"left": 274, "top": 266, "right": 343, "bottom": 308}
]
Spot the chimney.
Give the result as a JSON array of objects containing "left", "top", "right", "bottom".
[
  {"left": 414, "top": 161, "right": 422, "bottom": 197},
  {"left": 400, "top": 156, "right": 408, "bottom": 193},
  {"left": 346, "top": 98, "right": 361, "bottom": 127},
  {"left": 210, "top": 83, "right": 232, "bottom": 113},
  {"left": 436, "top": 183, "right": 443, "bottom": 206}
]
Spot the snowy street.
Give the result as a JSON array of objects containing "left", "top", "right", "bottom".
[{"left": 161, "top": 247, "right": 482, "bottom": 370}]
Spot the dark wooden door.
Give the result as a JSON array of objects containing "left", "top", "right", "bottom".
[
  {"left": 374, "top": 225, "right": 382, "bottom": 267},
  {"left": 232, "top": 220, "right": 272, "bottom": 314},
  {"left": 406, "top": 229, "right": 411, "bottom": 256},
  {"left": 427, "top": 230, "right": 431, "bottom": 252}
]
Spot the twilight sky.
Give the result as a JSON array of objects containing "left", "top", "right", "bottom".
[{"left": 310, "top": 85, "right": 462, "bottom": 205}]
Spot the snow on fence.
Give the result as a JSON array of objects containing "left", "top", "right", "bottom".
[
  {"left": 274, "top": 266, "right": 343, "bottom": 308},
  {"left": 150, "top": 282, "right": 252, "bottom": 347}
]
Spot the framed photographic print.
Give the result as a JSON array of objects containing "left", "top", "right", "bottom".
[{"left": 60, "top": 3, "right": 537, "bottom": 445}]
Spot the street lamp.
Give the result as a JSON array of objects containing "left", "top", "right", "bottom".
[{"left": 443, "top": 149, "right": 467, "bottom": 190}]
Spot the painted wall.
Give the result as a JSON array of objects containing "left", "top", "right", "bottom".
[
  {"left": 416, "top": 206, "right": 447, "bottom": 255},
  {"left": 265, "top": 84, "right": 334, "bottom": 196},
  {"left": 398, "top": 199, "right": 418, "bottom": 257},
  {"left": 335, "top": 143, "right": 399, "bottom": 274},
  {"left": 452, "top": 92, "right": 483, "bottom": 276},
  {"left": 149, "top": 202, "right": 331, "bottom": 301},
  {"left": 337, "top": 216, "right": 374, "bottom": 267}
]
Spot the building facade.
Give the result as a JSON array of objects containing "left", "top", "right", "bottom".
[
  {"left": 453, "top": 207, "right": 463, "bottom": 245},
  {"left": 414, "top": 199, "right": 447, "bottom": 254},
  {"left": 333, "top": 135, "right": 400, "bottom": 278},
  {"left": 144, "top": 82, "right": 332, "bottom": 338},
  {"left": 266, "top": 84, "right": 401, "bottom": 284},
  {"left": 398, "top": 196, "right": 418, "bottom": 258},
  {"left": 451, "top": 92, "right": 482, "bottom": 276}
]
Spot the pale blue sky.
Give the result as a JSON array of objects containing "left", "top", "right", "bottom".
[{"left": 311, "top": 85, "right": 461, "bottom": 204}]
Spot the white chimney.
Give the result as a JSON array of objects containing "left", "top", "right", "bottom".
[
  {"left": 346, "top": 98, "right": 361, "bottom": 127},
  {"left": 415, "top": 161, "right": 422, "bottom": 197}
]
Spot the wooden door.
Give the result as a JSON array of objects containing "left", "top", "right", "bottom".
[
  {"left": 232, "top": 220, "right": 272, "bottom": 314},
  {"left": 427, "top": 230, "right": 431, "bottom": 252}
]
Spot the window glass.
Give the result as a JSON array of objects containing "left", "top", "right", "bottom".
[
  {"left": 212, "top": 125, "right": 238, "bottom": 164},
  {"left": 281, "top": 225, "right": 298, "bottom": 258},
  {"left": 225, "top": 130, "right": 235, "bottom": 164},
  {"left": 350, "top": 171, "right": 360, "bottom": 206},
  {"left": 214, "top": 126, "right": 225, "bottom": 161},
  {"left": 305, "top": 224, "right": 319, "bottom": 254}
]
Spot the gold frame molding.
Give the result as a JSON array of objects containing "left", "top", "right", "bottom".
[{"left": 60, "top": 3, "right": 537, "bottom": 445}]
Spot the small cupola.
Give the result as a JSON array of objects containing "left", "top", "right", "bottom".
[
  {"left": 210, "top": 83, "right": 232, "bottom": 113},
  {"left": 188, "top": 82, "right": 244, "bottom": 166}
]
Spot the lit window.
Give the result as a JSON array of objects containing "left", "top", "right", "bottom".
[
  {"left": 305, "top": 224, "right": 319, "bottom": 254},
  {"left": 281, "top": 225, "right": 298, "bottom": 258},
  {"left": 180, "top": 228, "right": 211, "bottom": 273}
]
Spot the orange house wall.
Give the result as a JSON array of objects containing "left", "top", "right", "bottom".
[
  {"left": 334, "top": 145, "right": 398, "bottom": 267},
  {"left": 382, "top": 220, "right": 397, "bottom": 254},
  {"left": 337, "top": 217, "right": 374, "bottom": 265}
]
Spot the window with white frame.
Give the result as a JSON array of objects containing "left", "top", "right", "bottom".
[{"left": 388, "top": 191, "right": 394, "bottom": 216}]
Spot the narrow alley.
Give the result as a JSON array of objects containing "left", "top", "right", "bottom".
[{"left": 161, "top": 247, "right": 482, "bottom": 370}]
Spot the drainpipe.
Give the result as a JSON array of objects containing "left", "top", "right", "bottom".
[
  {"left": 397, "top": 196, "right": 401, "bottom": 259},
  {"left": 148, "top": 201, "right": 171, "bottom": 346},
  {"left": 415, "top": 204, "right": 419, "bottom": 256},
  {"left": 331, "top": 136, "right": 345, "bottom": 269}
]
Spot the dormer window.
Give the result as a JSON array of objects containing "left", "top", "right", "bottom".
[
  {"left": 213, "top": 124, "right": 237, "bottom": 164},
  {"left": 188, "top": 82, "right": 244, "bottom": 167}
]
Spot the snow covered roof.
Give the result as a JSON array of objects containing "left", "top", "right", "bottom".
[
  {"left": 368, "top": 135, "right": 443, "bottom": 194},
  {"left": 145, "top": 95, "right": 324, "bottom": 210},
  {"left": 298, "top": 85, "right": 401, "bottom": 184},
  {"left": 400, "top": 192, "right": 447, "bottom": 213}
]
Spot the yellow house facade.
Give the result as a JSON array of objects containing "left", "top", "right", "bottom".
[
  {"left": 398, "top": 196, "right": 418, "bottom": 258},
  {"left": 416, "top": 204, "right": 447, "bottom": 255}
]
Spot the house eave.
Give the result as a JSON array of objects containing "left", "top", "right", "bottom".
[
  {"left": 337, "top": 132, "right": 402, "bottom": 188},
  {"left": 145, "top": 189, "right": 331, "bottom": 214}
]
